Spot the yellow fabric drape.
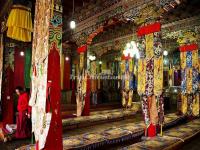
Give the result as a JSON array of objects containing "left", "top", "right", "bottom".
[
  {"left": 186, "top": 68, "right": 193, "bottom": 94},
  {"left": 192, "top": 50, "right": 198, "bottom": 69},
  {"left": 79, "top": 53, "right": 84, "bottom": 70},
  {"left": 125, "top": 72, "right": 130, "bottom": 91},
  {"left": 145, "top": 33, "right": 154, "bottom": 59},
  {"left": 6, "top": 5, "right": 33, "bottom": 42},
  {"left": 149, "top": 95, "right": 158, "bottom": 125},
  {"left": 180, "top": 52, "right": 186, "bottom": 69},
  {"left": 154, "top": 57, "right": 163, "bottom": 96},
  {"left": 128, "top": 90, "right": 133, "bottom": 107},
  {"left": 129, "top": 59, "right": 133, "bottom": 72},
  {"left": 121, "top": 60, "right": 125, "bottom": 73},
  {"left": 60, "top": 54, "right": 64, "bottom": 90},
  {"left": 181, "top": 95, "right": 187, "bottom": 115},
  {"left": 192, "top": 94, "right": 199, "bottom": 117},
  {"left": 138, "top": 59, "right": 146, "bottom": 95}
]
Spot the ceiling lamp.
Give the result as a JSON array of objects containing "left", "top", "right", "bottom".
[
  {"left": 123, "top": 41, "right": 140, "bottom": 59},
  {"left": 70, "top": 0, "right": 76, "bottom": 29},
  {"left": 20, "top": 51, "right": 24, "bottom": 56},
  {"left": 89, "top": 55, "right": 96, "bottom": 61},
  {"left": 99, "top": 61, "right": 102, "bottom": 64},
  {"left": 163, "top": 50, "right": 168, "bottom": 56},
  {"left": 70, "top": 20, "right": 76, "bottom": 29},
  {"left": 65, "top": 56, "right": 69, "bottom": 61}
]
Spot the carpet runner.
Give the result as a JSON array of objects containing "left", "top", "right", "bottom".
[
  {"left": 17, "top": 113, "right": 185, "bottom": 150},
  {"left": 121, "top": 119, "right": 200, "bottom": 150}
]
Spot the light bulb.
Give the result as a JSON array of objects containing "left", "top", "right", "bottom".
[
  {"left": 130, "top": 41, "right": 135, "bottom": 46},
  {"left": 70, "top": 20, "right": 76, "bottom": 29},
  {"left": 20, "top": 51, "right": 24, "bottom": 56},
  {"left": 130, "top": 52, "right": 134, "bottom": 58},
  {"left": 99, "top": 61, "right": 102, "bottom": 64},
  {"left": 65, "top": 56, "right": 69, "bottom": 61},
  {"left": 123, "top": 50, "right": 129, "bottom": 57},
  {"left": 163, "top": 50, "right": 168, "bottom": 56},
  {"left": 126, "top": 43, "right": 131, "bottom": 48}
]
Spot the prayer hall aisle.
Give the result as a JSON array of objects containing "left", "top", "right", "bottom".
[{"left": 0, "top": 0, "right": 200, "bottom": 150}]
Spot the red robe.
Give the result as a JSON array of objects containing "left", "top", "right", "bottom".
[
  {"left": 15, "top": 93, "right": 31, "bottom": 139},
  {"left": 2, "top": 67, "right": 14, "bottom": 127},
  {"left": 44, "top": 48, "right": 63, "bottom": 150}
]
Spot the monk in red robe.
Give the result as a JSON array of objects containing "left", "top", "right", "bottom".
[{"left": 15, "top": 86, "right": 31, "bottom": 139}]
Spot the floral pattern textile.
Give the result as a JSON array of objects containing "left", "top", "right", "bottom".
[
  {"left": 181, "top": 69, "right": 187, "bottom": 94},
  {"left": 145, "top": 58, "right": 154, "bottom": 96},
  {"left": 192, "top": 50, "right": 198, "bottom": 68},
  {"left": 192, "top": 69, "right": 199, "bottom": 93},
  {"left": 186, "top": 69, "right": 193, "bottom": 94},
  {"left": 186, "top": 51, "right": 192, "bottom": 68},
  {"left": 137, "top": 37, "right": 146, "bottom": 58},
  {"left": 181, "top": 95, "right": 188, "bottom": 115},
  {"left": 153, "top": 32, "right": 162, "bottom": 58},
  {"left": 149, "top": 96, "right": 158, "bottom": 125},
  {"left": 192, "top": 94, "right": 199, "bottom": 117},
  {"left": 157, "top": 95, "right": 164, "bottom": 125},
  {"left": 154, "top": 57, "right": 163, "bottom": 96},
  {"left": 145, "top": 33, "right": 154, "bottom": 59},
  {"left": 187, "top": 94, "right": 193, "bottom": 116},
  {"left": 141, "top": 95, "right": 150, "bottom": 128},
  {"left": 180, "top": 52, "right": 186, "bottom": 69},
  {"left": 137, "top": 59, "right": 146, "bottom": 95}
]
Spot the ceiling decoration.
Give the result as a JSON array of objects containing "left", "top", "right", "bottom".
[{"left": 63, "top": 0, "right": 184, "bottom": 45}]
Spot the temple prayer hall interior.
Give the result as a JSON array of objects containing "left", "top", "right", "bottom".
[{"left": 0, "top": 0, "right": 200, "bottom": 150}]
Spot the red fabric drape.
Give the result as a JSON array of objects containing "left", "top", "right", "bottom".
[
  {"left": 148, "top": 123, "right": 156, "bottom": 137},
  {"left": 77, "top": 45, "right": 87, "bottom": 53},
  {"left": 63, "top": 58, "right": 70, "bottom": 90},
  {"left": 82, "top": 75, "right": 91, "bottom": 116},
  {"left": 179, "top": 43, "right": 198, "bottom": 52},
  {"left": 137, "top": 22, "right": 161, "bottom": 37},
  {"left": 45, "top": 48, "right": 63, "bottom": 150},
  {"left": 14, "top": 47, "right": 25, "bottom": 88},
  {"left": 121, "top": 54, "right": 131, "bottom": 60},
  {"left": 71, "top": 80, "right": 76, "bottom": 104},
  {"left": 2, "top": 67, "right": 14, "bottom": 127}
]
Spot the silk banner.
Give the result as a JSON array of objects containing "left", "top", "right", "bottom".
[{"left": 29, "top": 0, "right": 51, "bottom": 149}]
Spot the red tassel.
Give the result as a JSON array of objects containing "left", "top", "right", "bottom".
[
  {"left": 179, "top": 44, "right": 198, "bottom": 52},
  {"left": 137, "top": 22, "right": 161, "bottom": 37},
  {"left": 121, "top": 54, "right": 131, "bottom": 60},
  {"left": 148, "top": 123, "right": 156, "bottom": 137}
]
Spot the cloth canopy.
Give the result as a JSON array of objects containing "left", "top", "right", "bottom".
[{"left": 6, "top": 5, "right": 33, "bottom": 42}]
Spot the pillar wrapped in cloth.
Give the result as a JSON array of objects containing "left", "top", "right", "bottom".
[
  {"left": 178, "top": 31, "right": 199, "bottom": 117},
  {"left": 28, "top": 0, "right": 52, "bottom": 149},
  {"left": 137, "top": 22, "right": 164, "bottom": 137},
  {"left": 6, "top": 1, "right": 33, "bottom": 42}
]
